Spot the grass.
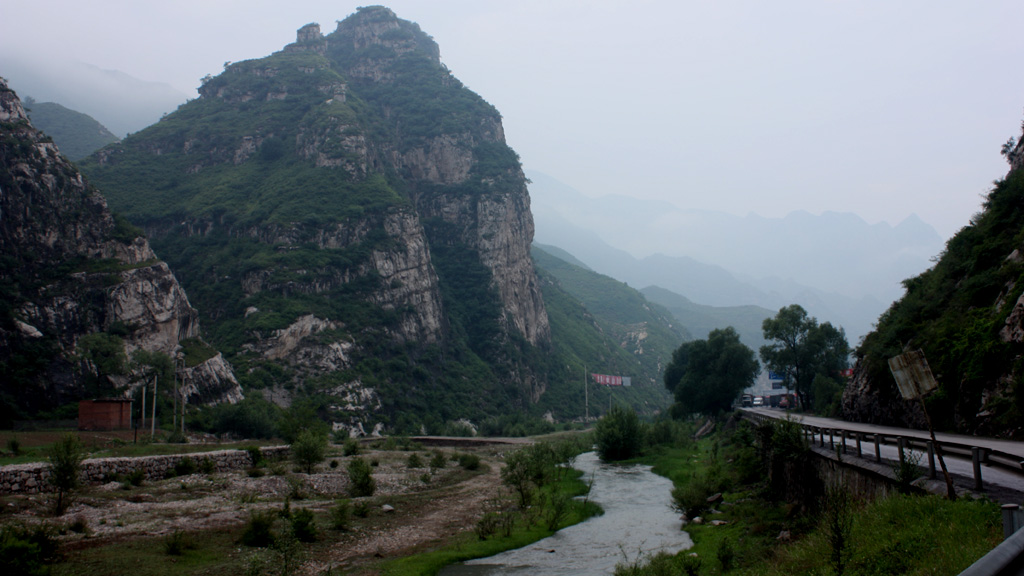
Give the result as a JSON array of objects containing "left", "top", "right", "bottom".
[
  {"left": 381, "top": 468, "right": 602, "bottom": 576},
  {"left": 52, "top": 529, "right": 247, "bottom": 576},
  {"left": 754, "top": 494, "right": 1001, "bottom": 576},
  {"left": 623, "top": 420, "right": 1003, "bottom": 576}
]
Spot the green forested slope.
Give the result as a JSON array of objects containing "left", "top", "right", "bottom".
[
  {"left": 23, "top": 98, "right": 119, "bottom": 161},
  {"left": 850, "top": 166, "right": 1024, "bottom": 436},
  {"left": 641, "top": 285, "right": 772, "bottom": 351},
  {"left": 531, "top": 246, "right": 680, "bottom": 418}
]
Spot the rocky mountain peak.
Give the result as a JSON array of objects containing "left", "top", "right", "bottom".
[
  {"left": 331, "top": 6, "right": 441, "bottom": 69},
  {"left": 0, "top": 78, "right": 241, "bottom": 418},
  {"left": 296, "top": 23, "right": 322, "bottom": 43}
]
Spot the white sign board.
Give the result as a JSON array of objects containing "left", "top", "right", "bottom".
[{"left": 888, "top": 349, "right": 939, "bottom": 400}]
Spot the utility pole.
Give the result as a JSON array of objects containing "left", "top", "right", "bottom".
[
  {"left": 151, "top": 374, "right": 157, "bottom": 440},
  {"left": 140, "top": 380, "right": 146, "bottom": 443},
  {"left": 178, "top": 352, "right": 186, "bottom": 435},
  {"left": 584, "top": 368, "right": 589, "bottom": 424}
]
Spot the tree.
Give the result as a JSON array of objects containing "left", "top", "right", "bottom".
[
  {"left": 663, "top": 327, "right": 759, "bottom": 416},
  {"left": 760, "top": 305, "right": 849, "bottom": 410},
  {"left": 594, "top": 404, "right": 644, "bottom": 461},
  {"left": 47, "top": 433, "right": 84, "bottom": 515},
  {"left": 291, "top": 429, "right": 328, "bottom": 474},
  {"left": 277, "top": 399, "right": 330, "bottom": 444},
  {"left": 346, "top": 457, "right": 376, "bottom": 497},
  {"left": 76, "top": 332, "right": 127, "bottom": 396}
]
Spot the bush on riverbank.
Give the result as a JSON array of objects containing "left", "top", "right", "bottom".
[
  {"left": 383, "top": 435, "right": 600, "bottom": 576},
  {"left": 618, "top": 415, "right": 1002, "bottom": 576}
]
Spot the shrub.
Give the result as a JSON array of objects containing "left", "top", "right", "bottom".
[
  {"left": 347, "top": 457, "right": 376, "bottom": 497},
  {"left": 595, "top": 405, "right": 645, "bottom": 462},
  {"left": 290, "top": 508, "right": 317, "bottom": 542},
  {"left": 716, "top": 538, "right": 735, "bottom": 571},
  {"left": 457, "top": 452, "right": 481, "bottom": 470},
  {"left": 174, "top": 456, "right": 198, "bottom": 476},
  {"left": 329, "top": 499, "right": 351, "bottom": 531},
  {"left": 127, "top": 468, "right": 145, "bottom": 487},
  {"left": 199, "top": 457, "right": 216, "bottom": 474},
  {"left": 47, "top": 433, "right": 84, "bottom": 516},
  {"left": 292, "top": 429, "right": 328, "bottom": 474},
  {"left": 342, "top": 438, "right": 361, "bottom": 456},
  {"left": 406, "top": 453, "right": 423, "bottom": 468},
  {"left": 822, "top": 482, "right": 854, "bottom": 575},
  {"left": 0, "top": 523, "right": 58, "bottom": 576},
  {"left": 164, "top": 530, "right": 196, "bottom": 556},
  {"left": 7, "top": 436, "right": 22, "bottom": 456},
  {"left": 352, "top": 501, "right": 371, "bottom": 518},
  {"left": 245, "top": 445, "right": 265, "bottom": 467},
  {"left": 241, "top": 511, "right": 277, "bottom": 547},
  {"left": 286, "top": 476, "right": 307, "bottom": 500},
  {"left": 68, "top": 515, "right": 89, "bottom": 534},
  {"left": 893, "top": 449, "right": 924, "bottom": 493},
  {"left": 429, "top": 450, "right": 447, "bottom": 470}
]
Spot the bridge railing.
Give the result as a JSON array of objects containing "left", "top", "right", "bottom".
[
  {"left": 738, "top": 409, "right": 1024, "bottom": 576},
  {"left": 738, "top": 409, "right": 1024, "bottom": 491}
]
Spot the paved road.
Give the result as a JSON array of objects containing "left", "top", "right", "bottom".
[{"left": 744, "top": 407, "right": 1024, "bottom": 501}]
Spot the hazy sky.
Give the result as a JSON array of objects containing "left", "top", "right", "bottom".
[{"left": 4, "top": 0, "right": 1024, "bottom": 239}]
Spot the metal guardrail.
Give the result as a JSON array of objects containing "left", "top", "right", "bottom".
[
  {"left": 739, "top": 410, "right": 1024, "bottom": 490},
  {"left": 740, "top": 410, "right": 1024, "bottom": 576},
  {"left": 959, "top": 505, "right": 1024, "bottom": 576}
]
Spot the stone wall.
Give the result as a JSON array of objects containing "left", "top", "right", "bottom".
[{"left": 0, "top": 446, "right": 290, "bottom": 494}]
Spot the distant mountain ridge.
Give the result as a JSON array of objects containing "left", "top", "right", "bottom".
[
  {"left": 528, "top": 170, "right": 943, "bottom": 302},
  {"left": 844, "top": 128, "right": 1024, "bottom": 438},
  {"left": 23, "top": 98, "right": 119, "bottom": 160},
  {"left": 639, "top": 286, "right": 772, "bottom": 352},
  {"left": 529, "top": 170, "right": 939, "bottom": 342},
  {"left": 0, "top": 56, "right": 188, "bottom": 137}
]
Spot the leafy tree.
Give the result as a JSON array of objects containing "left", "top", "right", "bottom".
[
  {"left": 47, "top": 433, "right": 84, "bottom": 515},
  {"left": 760, "top": 305, "right": 849, "bottom": 409},
  {"left": 291, "top": 429, "right": 328, "bottom": 474},
  {"left": 76, "top": 332, "right": 127, "bottom": 394},
  {"left": 663, "top": 327, "right": 759, "bottom": 416},
  {"left": 346, "top": 457, "right": 376, "bottom": 497},
  {"left": 594, "top": 405, "right": 644, "bottom": 461},
  {"left": 500, "top": 448, "right": 536, "bottom": 507},
  {"left": 277, "top": 400, "right": 330, "bottom": 444}
]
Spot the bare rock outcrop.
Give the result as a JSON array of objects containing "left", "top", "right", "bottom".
[{"left": 0, "top": 79, "right": 241, "bottom": 414}]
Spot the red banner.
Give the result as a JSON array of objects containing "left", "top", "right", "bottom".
[{"left": 591, "top": 373, "right": 623, "bottom": 386}]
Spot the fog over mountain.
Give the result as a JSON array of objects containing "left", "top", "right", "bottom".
[
  {"left": 0, "top": 55, "right": 188, "bottom": 138},
  {"left": 529, "top": 170, "right": 945, "bottom": 343}
]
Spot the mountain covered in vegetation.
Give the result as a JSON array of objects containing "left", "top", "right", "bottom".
[
  {"left": 0, "top": 78, "right": 241, "bottom": 425},
  {"left": 23, "top": 97, "right": 119, "bottom": 160},
  {"left": 530, "top": 246, "right": 680, "bottom": 415},
  {"left": 844, "top": 132, "right": 1024, "bottom": 438},
  {"left": 77, "top": 7, "right": 673, "bottom": 433}
]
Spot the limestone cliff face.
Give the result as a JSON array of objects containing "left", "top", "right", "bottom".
[
  {"left": 0, "top": 79, "right": 240, "bottom": 415},
  {"left": 80, "top": 7, "right": 552, "bottom": 431},
  {"left": 327, "top": 6, "right": 550, "bottom": 347}
]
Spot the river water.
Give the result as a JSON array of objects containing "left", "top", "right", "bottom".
[{"left": 439, "top": 451, "right": 693, "bottom": 576}]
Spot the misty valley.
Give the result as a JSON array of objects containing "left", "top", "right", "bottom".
[{"left": 1, "top": 5, "right": 1023, "bottom": 576}]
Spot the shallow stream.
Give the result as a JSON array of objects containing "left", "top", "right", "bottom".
[{"left": 439, "top": 451, "right": 693, "bottom": 576}]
